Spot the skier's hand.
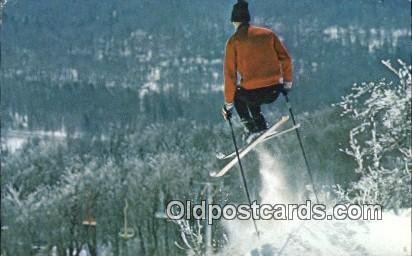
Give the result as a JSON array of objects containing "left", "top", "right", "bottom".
[
  {"left": 282, "top": 82, "right": 293, "bottom": 96},
  {"left": 221, "top": 103, "right": 234, "bottom": 120}
]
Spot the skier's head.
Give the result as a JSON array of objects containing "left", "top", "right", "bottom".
[{"left": 231, "top": 0, "right": 250, "bottom": 24}]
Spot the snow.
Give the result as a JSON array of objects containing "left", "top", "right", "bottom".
[
  {"left": 1, "top": 128, "right": 73, "bottom": 153},
  {"left": 356, "top": 210, "right": 411, "bottom": 256},
  {"left": 2, "top": 137, "right": 26, "bottom": 153},
  {"left": 324, "top": 26, "right": 339, "bottom": 40},
  {"left": 323, "top": 26, "right": 410, "bottom": 53},
  {"left": 139, "top": 67, "right": 162, "bottom": 98},
  {"left": 219, "top": 148, "right": 411, "bottom": 256}
]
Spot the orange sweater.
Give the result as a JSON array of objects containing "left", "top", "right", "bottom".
[{"left": 224, "top": 24, "right": 293, "bottom": 103}]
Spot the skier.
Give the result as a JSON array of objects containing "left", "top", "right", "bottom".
[{"left": 221, "top": 0, "right": 293, "bottom": 138}]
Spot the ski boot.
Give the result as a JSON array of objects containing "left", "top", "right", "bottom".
[
  {"left": 241, "top": 118, "right": 267, "bottom": 144},
  {"left": 253, "top": 113, "right": 268, "bottom": 133},
  {"left": 242, "top": 114, "right": 267, "bottom": 143}
]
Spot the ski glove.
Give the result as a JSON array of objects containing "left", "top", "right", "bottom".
[
  {"left": 281, "top": 82, "right": 293, "bottom": 95},
  {"left": 221, "top": 103, "right": 234, "bottom": 120}
]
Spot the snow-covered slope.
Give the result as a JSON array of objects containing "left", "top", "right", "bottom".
[{"left": 219, "top": 148, "right": 411, "bottom": 256}]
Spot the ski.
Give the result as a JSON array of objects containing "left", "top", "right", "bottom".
[
  {"left": 215, "top": 124, "right": 300, "bottom": 160},
  {"left": 262, "top": 123, "right": 300, "bottom": 142},
  {"left": 210, "top": 116, "right": 289, "bottom": 178}
]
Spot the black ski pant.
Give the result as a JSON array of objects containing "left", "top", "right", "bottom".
[{"left": 234, "top": 84, "right": 283, "bottom": 132}]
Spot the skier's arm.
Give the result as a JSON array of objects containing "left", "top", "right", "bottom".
[
  {"left": 224, "top": 39, "right": 237, "bottom": 104},
  {"left": 273, "top": 32, "right": 293, "bottom": 82}
]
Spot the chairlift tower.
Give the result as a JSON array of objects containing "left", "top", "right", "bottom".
[
  {"left": 82, "top": 192, "right": 97, "bottom": 256},
  {"left": 193, "top": 181, "right": 221, "bottom": 256},
  {"left": 119, "top": 199, "right": 135, "bottom": 256}
]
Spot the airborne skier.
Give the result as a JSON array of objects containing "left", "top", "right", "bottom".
[{"left": 221, "top": 0, "right": 293, "bottom": 138}]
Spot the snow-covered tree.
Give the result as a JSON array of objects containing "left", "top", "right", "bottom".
[{"left": 335, "top": 60, "right": 411, "bottom": 209}]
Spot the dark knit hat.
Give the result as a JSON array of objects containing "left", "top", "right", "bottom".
[{"left": 231, "top": 0, "right": 250, "bottom": 22}]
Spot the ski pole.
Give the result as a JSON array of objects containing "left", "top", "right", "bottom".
[
  {"left": 227, "top": 117, "right": 260, "bottom": 238},
  {"left": 283, "top": 93, "right": 320, "bottom": 204}
]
